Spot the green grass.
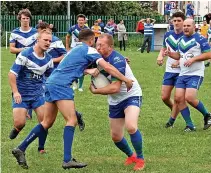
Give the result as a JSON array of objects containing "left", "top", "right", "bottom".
[{"left": 1, "top": 47, "right": 211, "bottom": 173}]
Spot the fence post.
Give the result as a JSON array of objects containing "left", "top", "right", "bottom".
[
  {"left": 6, "top": 31, "right": 8, "bottom": 49},
  {"left": 151, "top": 29, "right": 154, "bottom": 51}
]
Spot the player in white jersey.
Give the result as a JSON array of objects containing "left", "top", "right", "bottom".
[
  {"left": 164, "top": 19, "right": 211, "bottom": 131},
  {"left": 157, "top": 12, "right": 185, "bottom": 128},
  {"left": 8, "top": 29, "right": 53, "bottom": 153},
  {"left": 90, "top": 34, "right": 145, "bottom": 171},
  {"left": 65, "top": 14, "right": 89, "bottom": 92}
]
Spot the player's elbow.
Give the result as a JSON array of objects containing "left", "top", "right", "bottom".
[
  {"left": 110, "top": 85, "right": 121, "bottom": 93},
  {"left": 9, "top": 47, "right": 15, "bottom": 54}
]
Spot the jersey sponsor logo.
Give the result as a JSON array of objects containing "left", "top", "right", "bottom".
[{"left": 113, "top": 56, "right": 124, "bottom": 64}]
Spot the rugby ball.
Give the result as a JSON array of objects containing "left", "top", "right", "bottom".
[{"left": 91, "top": 73, "right": 110, "bottom": 88}]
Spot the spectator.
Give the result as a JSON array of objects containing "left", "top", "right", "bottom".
[
  {"left": 167, "top": 18, "right": 174, "bottom": 31},
  {"left": 136, "top": 20, "right": 144, "bottom": 34},
  {"left": 97, "top": 18, "right": 105, "bottom": 32},
  {"left": 49, "top": 24, "right": 57, "bottom": 33},
  {"left": 104, "top": 21, "right": 115, "bottom": 37},
  {"left": 204, "top": 13, "right": 211, "bottom": 24},
  {"left": 109, "top": 18, "right": 117, "bottom": 31},
  {"left": 170, "top": 1, "right": 177, "bottom": 17},
  {"left": 200, "top": 20, "right": 209, "bottom": 39},
  {"left": 85, "top": 18, "right": 89, "bottom": 27},
  {"left": 0, "top": 24, "right": 3, "bottom": 36},
  {"left": 117, "top": 19, "right": 127, "bottom": 51},
  {"left": 35, "top": 19, "right": 43, "bottom": 29},
  {"left": 138, "top": 18, "right": 156, "bottom": 53},
  {"left": 91, "top": 20, "right": 101, "bottom": 43},
  {"left": 186, "top": 1, "right": 194, "bottom": 19},
  {"left": 164, "top": 1, "right": 171, "bottom": 23}
]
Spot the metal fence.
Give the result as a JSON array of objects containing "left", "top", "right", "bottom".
[{"left": 1, "top": 15, "right": 166, "bottom": 36}]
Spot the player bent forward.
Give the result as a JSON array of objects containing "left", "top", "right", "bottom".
[{"left": 90, "top": 33, "right": 145, "bottom": 171}]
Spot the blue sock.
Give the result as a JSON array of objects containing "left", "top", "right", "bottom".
[
  {"left": 38, "top": 129, "right": 48, "bottom": 151},
  {"left": 63, "top": 126, "right": 75, "bottom": 163},
  {"left": 195, "top": 101, "right": 209, "bottom": 117},
  {"left": 168, "top": 117, "right": 175, "bottom": 124},
  {"left": 19, "top": 124, "right": 46, "bottom": 152},
  {"left": 130, "top": 130, "right": 144, "bottom": 159},
  {"left": 114, "top": 137, "right": 133, "bottom": 157},
  {"left": 180, "top": 107, "right": 194, "bottom": 127}
]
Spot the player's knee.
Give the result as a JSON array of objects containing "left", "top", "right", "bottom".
[
  {"left": 174, "top": 95, "right": 182, "bottom": 104},
  {"left": 125, "top": 124, "right": 137, "bottom": 134},
  {"left": 111, "top": 132, "right": 123, "bottom": 142},
  {"left": 14, "top": 119, "right": 25, "bottom": 127},
  {"left": 161, "top": 94, "right": 170, "bottom": 102},
  {"left": 185, "top": 95, "right": 194, "bottom": 104}
]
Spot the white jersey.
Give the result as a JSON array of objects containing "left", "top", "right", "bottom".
[
  {"left": 177, "top": 33, "right": 210, "bottom": 77},
  {"left": 100, "top": 50, "right": 142, "bottom": 106},
  {"left": 163, "top": 30, "right": 184, "bottom": 73}
]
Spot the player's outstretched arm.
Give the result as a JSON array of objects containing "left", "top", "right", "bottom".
[
  {"left": 65, "top": 34, "right": 71, "bottom": 51},
  {"left": 98, "top": 59, "right": 133, "bottom": 91}
]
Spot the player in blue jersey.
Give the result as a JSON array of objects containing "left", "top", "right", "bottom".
[
  {"left": 90, "top": 33, "right": 145, "bottom": 171},
  {"left": 164, "top": 18, "right": 211, "bottom": 131},
  {"left": 37, "top": 22, "right": 85, "bottom": 131},
  {"left": 9, "top": 9, "right": 37, "bottom": 57},
  {"left": 8, "top": 29, "right": 53, "bottom": 154},
  {"left": 9, "top": 9, "right": 38, "bottom": 119},
  {"left": 66, "top": 14, "right": 89, "bottom": 92},
  {"left": 11, "top": 29, "right": 133, "bottom": 169},
  {"left": 157, "top": 12, "right": 185, "bottom": 128}
]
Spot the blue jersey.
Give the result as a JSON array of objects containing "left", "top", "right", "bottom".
[
  {"left": 9, "top": 27, "right": 37, "bottom": 57},
  {"left": 46, "top": 35, "right": 66, "bottom": 68},
  {"left": 46, "top": 43, "right": 102, "bottom": 86},
  {"left": 144, "top": 23, "right": 153, "bottom": 36},
  {"left": 10, "top": 47, "right": 54, "bottom": 101},
  {"left": 68, "top": 24, "right": 89, "bottom": 48},
  {"left": 177, "top": 33, "right": 210, "bottom": 76},
  {"left": 186, "top": 4, "right": 194, "bottom": 16},
  {"left": 163, "top": 30, "right": 183, "bottom": 73}
]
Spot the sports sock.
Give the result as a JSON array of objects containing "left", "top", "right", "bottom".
[
  {"left": 130, "top": 130, "right": 144, "bottom": 159},
  {"left": 63, "top": 126, "right": 75, "bottom": 163},
  {"left": 180, "top": 107, "right": 194, "bottom": 127},
  {"left": 114, "top": 137, "right": 133, "bottom": 157},
  {"left": 38, "top": 129, "right": 48, "bottom": 151},
  {"left": 194, "top": 101, "right": 209, "bottom": 117},
  {"left": 78, "top": 76, "right": 84, "bottom": 89},
  {"left": 168, "top": 117, "right": 175, "bottom": 124},
  {"left": 19, "top": 124, "right": 46, "bottom": 152}
]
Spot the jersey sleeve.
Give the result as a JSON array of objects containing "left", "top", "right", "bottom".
[
  {"left": 199, "top": 36, "right": 211, "bottom": 53},
  {"left": 9, "top": 32, "right": 16, "bottom": 43},
  {"left": 45, "top": 59, "right": 54, "bottom": 77},
  {"left": 55, "top": 40, "right": 67, "bottom": 55},
  {"left": 163, "top": 32, "right": 168, "bottom": 48},
  {"left": 86, "top": 47, "right": 102, "bottom": 62},
  {"left": 110, "top": 56, "right": 126, "bottom": 82},
  {"left": 10, "top": 52, "right": 27, "bottom": 76}
]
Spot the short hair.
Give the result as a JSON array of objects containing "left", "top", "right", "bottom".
[
  {"left": 37, "top": 29, "right": 52, "bottom": 39},
  {"left": 172, "top": 12, "right": 185, "bottom": 21},
  {"left": 37, "top": 22, "right": 49, "bottom": 30},
  {"left": 17, "top": 9, "right": 32, "bottom": 21},
  {"left": 77, "top": 14, "right": 86, "bottom": 20},
  {"left": 94, "top": 20, "right": 98, "bottom": 23},
  {"left": 98, "top": 33, "right": 114, "bottom": 47},
  {"left": 78, "top": 29, "right": 94, "bottom": 41}
]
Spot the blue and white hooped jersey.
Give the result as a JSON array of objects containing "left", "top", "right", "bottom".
[
  {"left": 46, "top": 35, "right": 67, "bottom": 68},
  {"left": 10, "top": 47, "right": 54, "bottom": 101},
  {"left": 163, "top": 30, "right": 183, "bottom": 73},
  {"left": 68, "top": 24, "right": 89, "bottom": 48},
  {"left": 144, "top": 23, "right": 153, "bottom": 36},
  {"left": 46, "top": 42, "right": 102, "bottom": 86},
  {"left": 99, "top": 50, "right": 142, "bottom": 105},
  {"left": 9, "top": 27, "right": 37, "bottom": 57},
  {"left": 177, "top": 33, "right": 210, "bottom": 77}
]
